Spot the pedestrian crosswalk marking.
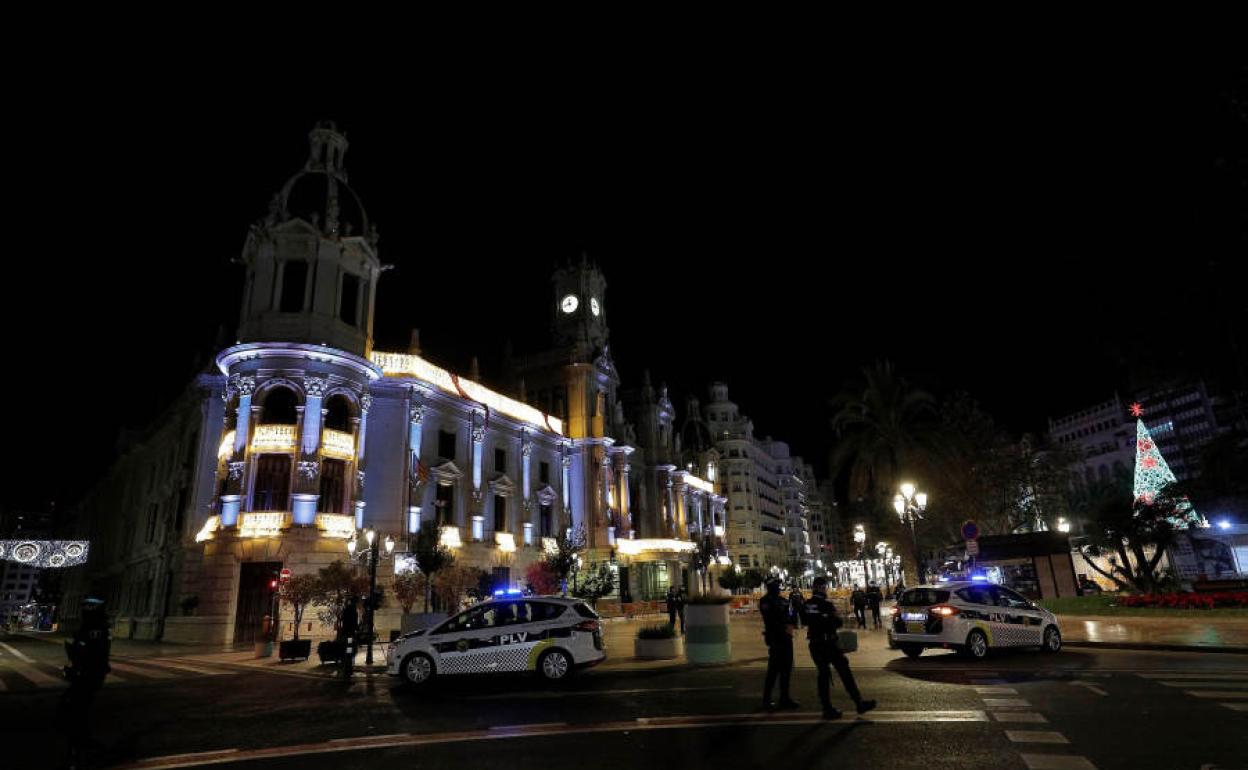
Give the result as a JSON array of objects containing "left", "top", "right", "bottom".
[
  {"left": 0, "top": 641, "right": 36, "bottom": 663},
  {"left": 1158, "top": 681, "right": 1248, "bottom": 689},
  {"left": 1005, "top": 730, "right": 1069, "bottom": 744},
  {"left": 126, "top": 658, "right": 231, "bottom": 676},
  {"left": 1222, "top": 703, "right": 1248, "bottom": 711},
  {"left": 1184, "top": 691, "right": 1248, "bottom": 699},
  {"left": 6, "top": 660, "right": 64, "bottom": 686},
  {"left": 1019, "top": 754, "right": 1097, "bottom": 769},
  {"left": 981, "top": 698, "right": 1031, "bottom": 709},
  {"left": 992, "top": 712, "right": 1048, "bottom": 723},
  {"left": 973, "top": 686, "right": 1017, "bottom": 695},
  {"left": 110, "top": 661, "right": 179, "bottom": 679},
  {"left": 1137, "top": 672, "right": 1248, "bottom": 680}
]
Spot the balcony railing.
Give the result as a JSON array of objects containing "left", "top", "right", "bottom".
[
  {"left": 316, "top": 513, "right": 356, "bottom": 539},
  {"left": 322, "top": 429, "right": 356, "bottom": 460},
  {"left": 251, "top": 425, "right": 297, "bottom": 453}
]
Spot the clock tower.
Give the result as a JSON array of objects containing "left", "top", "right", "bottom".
[{"left": 552, "top": 253, "right": 609, "bottom": 359}]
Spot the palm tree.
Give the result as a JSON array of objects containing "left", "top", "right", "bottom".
[
  {"left": 830, "top": 361, "right": 939, "bottom": 500},
  {"left": 830, "top": 361, "right": 939, "bottom": 583}
]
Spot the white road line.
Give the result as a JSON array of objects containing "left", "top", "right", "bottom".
[
  {"left": 466, "top": 685, "right": 732, "bottom": 700},
  {"left": 971, "top": 679, "right": 1008, "bottom": 685},
  {"left": 1158, "top": 681, "right": 1248, "bottom": 689},
  {"left": 992, "top": 712, "right": 1048, "bottom": 723},
  {"left": 1185, "top": 691, "right": 1248, "bottom": 699},
  {"left": 1020, "top": 755, "right": 1098, "bottom": 769},
  {"left": 981, "top": 698, "right": 1031, "bottom": 709},
  {"left": 1005, "top": 730, "right": 1070, "bottom": 744},
  {"left": 973, "top": 686, "right": 1017, "bottom": 695},
  {"left": 1137, "top": 673, "right": 1248, "bottom": 680},
  {"left": 6, "top": 661, "right": 64, "bottom": 687},
  {"left": 1070, "top": 681, "right": 1108, "bottom": 696},
  {"left": 109, "top": 661, "right": 179, "bottom": 679},
  {"left": 1222, "top": 703, "right": 1248, "bottom": 711},
  {"left": 0, "top": 641, "right": 34, "bottom": 663},
  {"left": 140, "top": 749, "right": 239, "bottom": 762},
  {"left": 488, "top": 723, "right": 569, "bottom": 731},
  {"left": 326, "top": 733, "right": 409, "bottom": 743}
]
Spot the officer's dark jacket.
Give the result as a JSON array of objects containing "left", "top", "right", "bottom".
[
  {"left": 851, "top": 589, "right": 867, "bottom": 608},
  {"left": 866, "top": 587, "right": 883, "bottom": 607},
  {"left": 759, "top": 591, "right": 795, "bottom": 642},
  {"left": 66, "top": 621, "right": 111, "bottom": 681},
  {"left": 803, "top": 593, "right": 844, "bottom": 643}
]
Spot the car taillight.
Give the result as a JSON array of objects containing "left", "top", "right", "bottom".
[
  {"left": 930, "top": 605, "right": 960, "bottom": 617},
  {"left": 575, "top": 620, "right": 600, "bottom": 633}
]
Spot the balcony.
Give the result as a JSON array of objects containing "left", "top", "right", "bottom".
[
  {"left": 322, "top": 429, "right": 355, "bottom": 460},
  {"left": 316, "top": 513, "right": 356, "bottom": 539},
  {"left": 251, "top": 425, "right": 297, "bottom": 453},
  {"left": 238, "top": 511, "right": 291, "bottom": 538}
]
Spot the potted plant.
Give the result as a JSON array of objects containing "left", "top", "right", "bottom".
[
  {"left": 634, "top": 623, "right": 683, "bottom": 660},
  {"left": 279, "top": 574, "right": 317, "bottom": 661},
  {"left": 685, "top": 594, "right": 732, "bottom": 664}
]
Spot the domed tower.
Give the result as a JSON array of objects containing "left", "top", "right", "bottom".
[
  {"left": 236, "top": 121, "right": 382, "bottom": 357},
  {"left": 208, "top": 124, "right": 382, "bottom": 595}
]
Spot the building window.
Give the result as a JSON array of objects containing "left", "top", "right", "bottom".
[
  {"left": 261, "top": 386, "right": 299, "bottom": 425},
  {"left": 494, "top": 448, "right": 506, "bottom": 473},
  {"left": 340, "top": 273, "right": 360, "bottom": 326},
  {"left": 253, "top": 454, "right": 292, "bottom": 511},
  {"left": 324, "top": 394, "right": 354, "bottom": 432},
  {"left": 435, "top": 483, "right": 455, "bottom": 526},
  {"left": 279, "top": 261, "right": 308, "bottom": 313},
  {"left": 540, "top": 504, "right": 552, "bottom": 537},
  {"left": 493, "top": 494, "right": 507, "bottom": 533},
  {"left": 539, "top": 461, "right": 550, "bottom": 484},
  {"left": 319, "top": 459, "right": 346, "bottom": 513},
  {"left": 438, "top": 430, "right": 457, "bottom": 461}
]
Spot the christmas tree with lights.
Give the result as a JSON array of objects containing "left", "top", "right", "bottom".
[{"left": 1130, "top": 402, "right": 1204, "bottom": 527}]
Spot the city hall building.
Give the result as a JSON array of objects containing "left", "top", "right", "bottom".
[{"left": 64, "top": 123, "right": 726, "bottom": 645}]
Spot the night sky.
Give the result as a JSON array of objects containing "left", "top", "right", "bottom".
[{"left": 5, "top": 60, "right": 1245, "bottom": 513}]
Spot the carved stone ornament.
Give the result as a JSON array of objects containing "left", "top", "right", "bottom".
[
  {"left": 227, "top": 461, "right": 245, "bottom": 480},
  {"left": 409, "top": 402, "right": 425, "bottom": 424},
  {"left": 360, "top": 394, "right": 373, "bottom": 412},
  {"left": 357, "top": 470, "right": 366, "bottom": 489},
  {"left": 562, "top": 454, "right": 574, "bottom": 468},
  {"left": 234, "top": 376, "right": 257, "bottom": 396},
  {"left": 521, "top": 442, "right": 533, "bottom": 458},
  {"left": 304, "top": 376, "right": 329, "bottom": 398},
  {"left": 472, "top": 425, "right": 486, "bottom": 444},
  {"left": 298, "top": 460, "right": 319, "bottom": 480}
]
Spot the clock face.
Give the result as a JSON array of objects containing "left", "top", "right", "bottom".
[
  {"left": 560, "top": 294, "right": 579, "bottom": 314},
  {"left": 590, "top": 297, "right": 600, "bottom": 316}
]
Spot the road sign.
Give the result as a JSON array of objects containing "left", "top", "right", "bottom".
[
  {"left": 279, "top": 568, "right": 292, "bottom": 583},
  {"left": 966, "top": 539, "right": 979, "bottom": 557},
  {"left": 961, "top": 520, "right": 980, "bottom": 541}
]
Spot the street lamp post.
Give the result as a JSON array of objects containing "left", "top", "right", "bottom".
[
  {"left": 853, "top": 524, "right": 866, "bottom": 588},
  {"left": 347, "top": 529, "right": 396, "bottom": 667},
  {"left": 893, "top": 483, "right": 928, "bottom": 586}
]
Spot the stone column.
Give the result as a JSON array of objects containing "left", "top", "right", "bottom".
[
  {"left": 619, "top": 461, "right": 632, "bottom": 535},
  {"left": 301, "top": 376, "right": 327, "bottom": 455},
  {"left": 407, "top": 398, "right": 425, "bottom": 534},
  {"left": 471, "top": 412, "right": 485, "bottom": 502}
]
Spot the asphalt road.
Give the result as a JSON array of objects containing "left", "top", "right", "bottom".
[{"left": 4, "top": 632, "right": 1246, "bottom": 770}]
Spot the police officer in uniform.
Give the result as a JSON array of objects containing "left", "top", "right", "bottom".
[
  {"left": 338, "top": 595, "right": 359, "bottom": 681},
  {"left": 805, "top": 577, "right": 876, "bottom": 719},
  {"left": 58, "top": 597, "right": 111, "bottom": 767},
  {"left": 759, "top": 577, "right": 800, "bottom": 710}
]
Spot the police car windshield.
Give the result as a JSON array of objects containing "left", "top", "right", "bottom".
[{"left": 899, "top": 588, "right": 951, "bottom": 606}]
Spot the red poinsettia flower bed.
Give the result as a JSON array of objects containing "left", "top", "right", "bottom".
[{"left": 1117, "top": 592, "right": 1248, "bottom": 610}]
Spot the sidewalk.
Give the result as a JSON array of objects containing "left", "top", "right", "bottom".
[{"left": 1058, "top": 614, "right": 1248, "bottom": 653}]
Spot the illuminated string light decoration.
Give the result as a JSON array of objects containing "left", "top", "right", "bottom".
[
  {"left": 0, "top": 540, "right": 90, "bottom": 568},
  {"left": 1131, "top": 405, "right": 1203, "bottom": 527}
]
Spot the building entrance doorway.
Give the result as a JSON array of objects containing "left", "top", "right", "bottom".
[{"left": 234, "top": 561, "right": 281, "bottom": 644}]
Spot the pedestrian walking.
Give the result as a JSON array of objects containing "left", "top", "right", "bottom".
[
  {"left": 338, "top": 595, "right": 359, "bottom": 681},
  {"left": 665, "top": 586, "right": 679, "bottom": 630},
  {"left": 850, "top": 584, "right": 868, "bottom": 629},
  {"left": 57, "top": 597, "right": 111, "bottom": 769},
  {"left": 866, "top": 582, "right": 883, "bottom": 630},
  {"left": 804, "top": 577, "right": 876, "bottom": 720},
  {"left": 759, "top": 578, "right": 800, "bottom": 711},
  {"left": 676, "top": 587, "right": 687, "bottom": 634}
]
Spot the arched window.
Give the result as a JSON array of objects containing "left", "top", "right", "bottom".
[
  {"left": 324, "top": 394, "right": 354, "bottom": 432},
  {"left": 261, "top": 386, "right": 299, "bottom": 425}
]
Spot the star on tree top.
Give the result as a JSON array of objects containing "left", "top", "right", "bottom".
[{"left": 1130, "top": 402, "right": 1144, "bottom": 418}]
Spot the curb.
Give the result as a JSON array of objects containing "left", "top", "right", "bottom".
[{"left": 1064, "top": 641, "right": 1248, "bottom": 655}]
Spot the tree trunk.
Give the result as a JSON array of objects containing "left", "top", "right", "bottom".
[
  {"left": 1078, "top": 547, "right": 1131, "bottom": 592},
  {"left": 1129, "top": 539, "right": 1156, "bottom": 592}
]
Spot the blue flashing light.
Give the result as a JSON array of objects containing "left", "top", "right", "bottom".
[
  {"left": 937, "top": 575, "right": 951, "bottom": 583},
  {"left": 494, "top": 588, "right": 523, "bottom": 596},
  {"left": 971, "top": 575, "right": 989, "bottom": 582},
  {"left": 1217, "top": 519, "right": 1231, "bottom": 530}
]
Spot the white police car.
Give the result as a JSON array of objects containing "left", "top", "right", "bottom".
[
  {"left": 387, "top": 592, "right": 606, "bottom": 686},
  {"left": 888, "top": 581, "right": 1063, "bottom": 660}
]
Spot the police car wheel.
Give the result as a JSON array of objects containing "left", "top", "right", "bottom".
[
  {"left": 964, "top": 630, "right": 989, "bottom": 660},
  {"left": 1042, "top": 625, "right": 1062, "bottom": 653},
  {"left": 401, "top": 653, "right": 434, "bottom": 686},
  {"left": 900, "top": 644, "right": 923, "bottom": 659},
  {"left": 537, "top": 649, "right": 572, "bottom": 681}
]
